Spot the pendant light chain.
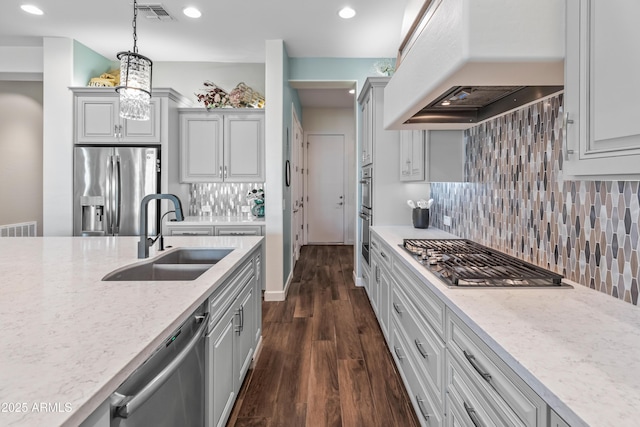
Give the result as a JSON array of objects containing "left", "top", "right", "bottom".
[{"left": 132, "top": 0, "right": 138, "bottom": 53}]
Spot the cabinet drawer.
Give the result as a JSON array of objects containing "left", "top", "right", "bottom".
[
  {"left": 370, "top": 234, "right": 391, "bottom": 271},
  {"left": 391, "top": 318, "right": 443, "bottom": 427},
  {"left": 209, "top": 260, "right": 254, "bottom": 327},
  {"left": 446, "top": 353, "right": 509, "bottom": 427},
  {"left": 167, "top": 226, "right": 214, "bottom": 236},
  {"left": 214, "top": 225, "right": 262, "bottom": 236},
  {"left": 447, "top": 313, "right": 546, "bottom": 427},
  {"left": 392, "top": 258, "right": 445, "bottom": 339},
  {"left": 392, "top": 284, "right": 444, "bottom": 408}
]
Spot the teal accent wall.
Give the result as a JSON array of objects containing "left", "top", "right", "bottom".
[
  {"left": 282, "top": 48, "right": 303, "bottom": 285},
  {"left": 73, "top": 41, "right": 116, "bottom": 87},
  {"left": 288, "top": 57, "right": 396, "bottom": 96}
]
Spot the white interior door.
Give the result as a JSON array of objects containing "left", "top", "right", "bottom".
[
  {"left": 306, "top": 134, "right": 345, "bottom": 243},
  {"left": 292, "top": 113, "right": 304, "bottom": 260}
]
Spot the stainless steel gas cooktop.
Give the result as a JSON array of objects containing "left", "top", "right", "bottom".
[{"left": 401, "top": 239, "right": 570, "bottom": 288}]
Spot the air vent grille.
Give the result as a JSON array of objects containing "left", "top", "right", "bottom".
[{"left": 137, "top": 4, "right": 174, "bottom": 21}]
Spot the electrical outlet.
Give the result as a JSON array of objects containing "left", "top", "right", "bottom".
[
  {"left": 241, "top": 206, "right": 250, "bottom": 213},
  {"left": 443, "top": 215, "right": 452, "bottom": 226},
  {"left": 201, "top": 204, "right": 212, "bottom": 214}
]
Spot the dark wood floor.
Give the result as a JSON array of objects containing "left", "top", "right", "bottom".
[{"left": 226, "top": 245, "right": 420, "bottom": 427}]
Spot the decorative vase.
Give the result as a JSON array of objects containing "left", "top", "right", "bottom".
[{"left": 251, "top": 200, "right": 265, "bottom": 217}]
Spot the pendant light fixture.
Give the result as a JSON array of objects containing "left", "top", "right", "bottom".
[{"left": 115, "top": 0, "right": 152, "bottom": 121}]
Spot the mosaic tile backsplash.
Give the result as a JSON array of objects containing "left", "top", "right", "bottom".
[
  {"left": 189, "top": 183, "right": 264, "bottom": 216},
  {"left": 430, "top": 93, "right": 640, "bottom": 306}
]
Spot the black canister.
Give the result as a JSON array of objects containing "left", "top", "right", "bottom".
[{"left": 412, "top": 208, "right": 430, "bottom": 229}]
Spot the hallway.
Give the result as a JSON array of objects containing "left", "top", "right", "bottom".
[{"left": 227, "top": 245, "right": 419, "bottom": 427}]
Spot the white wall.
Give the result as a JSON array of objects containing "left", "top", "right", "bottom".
[
  {"left": 42, "top": 37, "right": 75, "bottom": 236},
  {"left": 264, "top": 40, "right": 284, "bottom": 301},
  {"left": 153, "top": 62, "right": 265, "bottom": 105},
  {"left": 0, "top": 81, "right": 43, "bottom": 234},
  {"left": 301, "top": 107, "right": 356, "bottom": 244}
]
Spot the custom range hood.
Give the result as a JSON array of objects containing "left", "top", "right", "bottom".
[{"left": 384, "top": 0, "right": 565, "bottom": 130}]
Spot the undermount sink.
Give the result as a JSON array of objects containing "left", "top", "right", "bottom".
[{"left": 102, "top": 248, "right": 233, "bottom": 281}]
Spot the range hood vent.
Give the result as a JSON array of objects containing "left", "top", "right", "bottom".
[
  {"left": 384, "top": 0, "right": 565, "bottom": 130},
  {"left": 137, "top": 4, "right": 174, "bottom": 21},
  {"left": 406, "top": 86, "right": 563, "bottom": 125}
]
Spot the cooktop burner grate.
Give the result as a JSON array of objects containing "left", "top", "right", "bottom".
[{"left": 402, "top": 239, "right": 565, "bottom": 287}]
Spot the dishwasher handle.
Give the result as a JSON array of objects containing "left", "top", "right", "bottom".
[{"left": 113, "top": 312, "right": 209, "bottom": 418}]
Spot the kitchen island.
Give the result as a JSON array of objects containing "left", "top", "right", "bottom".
[
  {"left": 371, "top": 226, "right": 640, "bottom": 427},
  {"left": 0, "top": 235, "right": 263, "bottom": 427}
]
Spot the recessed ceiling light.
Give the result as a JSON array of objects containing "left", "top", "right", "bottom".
[
  {"left": 441, "top": 101, "right": 451, "bottom": 106},
  {"left": 183, "top": 7, "right": 202, "bottom": 18},
  {"left": 338, "top": 7, "right": 356, "bottom": 19},
  {"left": 21, "top": 4, "right": 44, "bottom": 15},
  {"left": 348, "top": 89, "right": 355, "bottom": 94}
]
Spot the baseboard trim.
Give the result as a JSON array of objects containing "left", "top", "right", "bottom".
[
  {"left": 263, "top": 269, "right": 293, "bottom": 301},
  {"left": 251, "top": 335, "right": 264, "bottom": 368}
]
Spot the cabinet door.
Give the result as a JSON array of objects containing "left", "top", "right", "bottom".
[
  {"left": 206, "top": 313, "right": 236, "bottom": 427},
  {"left": 361, "top": 93, "right": 373, "bottom": 166},
  {"left": 236, "top": 278, "right": 257, "bottom": 387},
  {"left": 400, "top": 130, "right": 425, "bottom": 182},
  {"left": 120, "top": 98, "right": 161, "bottom": 143},
  {"left": 77, "top": 97, "right": 119, "bottom": 143},
  {"left": 224, "top": 113, "right": 265, "bottom": 182},
  {"left": 180, "top": 113, "right": 224, "bottom": 183},
  {"left": 378, "top": 264, "right": 391, "bottom": 341},
  {"left": 369, "top": 255, "right": 380, "bottom": 314},
  {"left": 564, "top": 0, "right": 640, "bottom": 179}
]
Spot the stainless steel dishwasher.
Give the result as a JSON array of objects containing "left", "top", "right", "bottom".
[{"left": 110, "top": 302, "right": 209, "bottom": 427}]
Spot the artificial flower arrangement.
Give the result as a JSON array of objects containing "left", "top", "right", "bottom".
[{"left": 247, "top": 188, "right": 265, "bottom": 217}]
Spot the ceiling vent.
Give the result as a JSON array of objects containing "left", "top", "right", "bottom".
[{"left": 137, "top": 4, "right": 174, "bottom": 21}]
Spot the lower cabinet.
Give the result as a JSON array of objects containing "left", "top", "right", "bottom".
[
  {"left": 369, "top": 230, "right": 557, "bottom": 427},
  {"left": 166, "top": 224, "right": 264, "bottom": 236},
  {"left": 205, "top": 250, "right": 261, "bottom": 427}
]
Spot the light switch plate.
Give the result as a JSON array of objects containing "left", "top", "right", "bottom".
[{"left": 443, "top": 215, "right": 452, "bottom": 226}]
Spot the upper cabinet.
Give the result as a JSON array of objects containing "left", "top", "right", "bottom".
[
  {"left": 179, "top": 109, "right": 265, "bottom": 183},
  {"left": 74, "top": 90, "right": 161, "bottom": 144},
  {"left": 564, "top": 0, "right": 640, "bottom": 179},
  {"left": 360, "top": 89, "right": 373, "bottom": 166},
  {"left": 400, "top": 130, "right": 464, "bottom": 183},
  {"left": 400, "top": 130, "right": 425, "bottom": 182}
]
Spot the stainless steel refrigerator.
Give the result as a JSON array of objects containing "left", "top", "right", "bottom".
[{"left": 73, "top": 145, "right": 160, "bottom": 236}]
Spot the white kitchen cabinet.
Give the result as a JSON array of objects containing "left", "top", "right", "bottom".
[
  {"left": 371, "top": 235, "right": 392, "bottom": 342},
  {"left": 205, "top": 250, "right": 262, "bottom": 427},
  {"left": 447, "top": 312, "right": 547, "bottom": 426},
  {"left": 214, "top": 225, "right": 263, "bottom": 236},
  {"left": 400, "top": 130, "right": 464, "bottom": 183},
  {"left": 165, "top": 224, "right": 264, "bottom": 237},
  {"left": 369, "top": 251, "right": 380, "bottom": 315},
  {"left": 549, "top": 410, "right": 570, "bottom": 427},
  {"left": 400, "top": 130, "right": 425, "bottom": 181},
  {"left": 74, "top": 92, "right": 161, "bottom": 144},
  {"left": 166, "top": 225, "right": 215, "bottom": 236},
  {"left": 564, "top": 0, "right": 640, "bottom": 179},
  {"left": 179, "top": 109, "right": 265, "bottom": 183},
  {"left": 360, "top": 90, "right": 373, "bottom": 166}
]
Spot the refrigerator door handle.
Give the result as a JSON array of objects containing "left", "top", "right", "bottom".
[
  {"left": 114, "top": 155, "right": 122, "bottom": 234},
  {"left": 105, "top": 155, "right": 113, "bottom": 235}
]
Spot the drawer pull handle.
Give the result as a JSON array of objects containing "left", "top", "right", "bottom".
[
  {"left": 416, "top": 395, "right": 430, "bottom": 421},
  {"left": 380, "top": 251, "right": 388, "bottom": 259},
  {"left": 414, "top": 339, "right": 428, "bottom": 358},
  {"left": 371, "top": 240, "right": 378, "bottom": 248},
  {"left": 394, "top": 346, "right": 404, "bottom": 360},
  {"left": 463, "top": 402, "right": 485, "bottom": 427},
  {"left": 463, "top": 350, "right": 492, "bottom": 383},
  {"left": 393, "top": 303, "right": 402, "bottom": 314}
]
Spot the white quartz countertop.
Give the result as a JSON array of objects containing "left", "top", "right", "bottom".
[
  {"left": 372, "top": 226, "right": 640, "bottom": 427},
  {"left": 0, "top": 235, "right": 262, "bottom": 427},
  {"left": 171, "top": 215, "right": 265, "bottom": 226}
]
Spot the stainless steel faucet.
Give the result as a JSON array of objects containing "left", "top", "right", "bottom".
[{"left": 138, "top": 194, "right": 185, "bottom": 258}]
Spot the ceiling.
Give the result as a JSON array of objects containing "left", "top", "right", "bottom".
[
  {"left": 0, "top": 0, "right": 407, "bottom": 63},
  {"left": 0, "top": 0, "right": 407, "bottom": 108}
]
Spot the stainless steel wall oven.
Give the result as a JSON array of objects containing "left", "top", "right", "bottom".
[{"left": 359, "top": 166, "right": 372, "bottom": 265}]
